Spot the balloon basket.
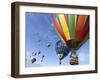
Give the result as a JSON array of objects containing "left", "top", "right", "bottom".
[
  {"left": 69, "top": 50, "right": 79, "bottom": 65},
  {"left": 59, "top": 60, "right": 61, "bottom": 64}
]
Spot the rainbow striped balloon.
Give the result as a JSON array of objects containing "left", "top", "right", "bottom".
[{"left": 53, "top": 14, "right": 89, "bottom": 50}]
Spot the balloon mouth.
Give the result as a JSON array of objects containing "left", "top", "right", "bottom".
[
  {"left": 66, "top": 39, "right": 79, "bottom": 50},
  {"left": 57, "top": 53, "right": 67, "bottom": 60}
]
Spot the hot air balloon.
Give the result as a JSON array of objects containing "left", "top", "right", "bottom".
[
  {"left": 53, "top": 14, "right": 89, "bottom": 65},
  {"left": 31, "top": 58, "right": 36, "bottom": 63},
  {"left": 41, "top": 55, "right": 45, "bottom": 62},
  {"left": 55, "top": 40, "right": 70, "bottom": 64}
]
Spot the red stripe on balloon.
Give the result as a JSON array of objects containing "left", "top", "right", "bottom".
[
  {"left": 53, "top": 16, "right": 67, "bottom": 42},
  {"left": 79, "top": 16, "right": 89, "bottom": 42},
  {"left": 75, "top": 15, "right": 86, "bottom": 42}
]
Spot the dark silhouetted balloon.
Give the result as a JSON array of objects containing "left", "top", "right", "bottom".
[{"left": 31, "top": 58, "right": 36, "bottom": 63}]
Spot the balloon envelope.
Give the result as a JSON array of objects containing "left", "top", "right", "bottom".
[
  {"left": 53, "top": 14, "right": 89, "bottom": 50},
  {"left": 55, "top": 40, "right": 70, "bottom": 60}
]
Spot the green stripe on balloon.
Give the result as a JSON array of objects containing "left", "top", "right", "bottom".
[
  {"left": 71, "top": 39, "right": 78, "bottom": 49},
  {"left": 67, "top": 14, "right": 75, "bottom": 39}
]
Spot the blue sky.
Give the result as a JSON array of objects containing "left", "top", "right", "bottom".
[{"left": 25, "top": 12, "right": 90, "bottom": 67}]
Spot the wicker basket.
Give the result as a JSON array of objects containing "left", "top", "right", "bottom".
[{"left": 70, "top": 56, "right": 78, "bottom": 65}]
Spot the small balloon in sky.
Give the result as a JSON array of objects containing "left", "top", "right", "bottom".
[
  {"left": 38, "top": 51, "right": 41, "bottom": 55},
  {"left": 32, "top": 52, "right": 37, "bottom": 56},
  {"left": 41, "top": 55, "right": 45, "bottom": 62},
  {"left": 47, "top": 43, "right": 51, "bottom": 48},
  {"left": 31, "top": 58, "right": 36, "bottom": 63}
]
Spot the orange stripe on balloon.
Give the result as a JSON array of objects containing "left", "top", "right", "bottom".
[
  {"left": 53, "top": 16, "right": 67, "bottom": 42},
  {"left": 75, "top": 15, "right": 85, "bottom": 41}
]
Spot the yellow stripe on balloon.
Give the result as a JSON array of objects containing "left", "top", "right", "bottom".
[{"left": 58, "top": 14, "right": 70, "bottom": 40}]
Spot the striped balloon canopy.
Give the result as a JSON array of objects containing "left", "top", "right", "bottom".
[{"left": 53, "top": 14, "right": 89, "bottom": 50}]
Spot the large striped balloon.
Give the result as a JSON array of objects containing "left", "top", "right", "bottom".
[{"left": 53, "top": 14, "right": 89, "bottom": 50}]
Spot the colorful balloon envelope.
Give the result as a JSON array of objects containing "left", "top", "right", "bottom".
[{"left": 53, "top": 14, "right": 89, "bottom": 50}]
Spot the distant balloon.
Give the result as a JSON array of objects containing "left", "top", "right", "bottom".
[
  {"left": 41, "top": 55, "right": 45, "bottom": 62},
  {"left": 32, "top": 52, "right": 37, "bottom": 56},
  {"left": 47, "top": 43, "right": 51, "bottom": 48},
  {"left": 38, "top": 51, "right": 41, "bottom": 55},
  {"left": 31, "top": 58, "right": 36, "bottom": 63},
  {"left": 55, "top": 40, "right": 70, "bottom": 64}
]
